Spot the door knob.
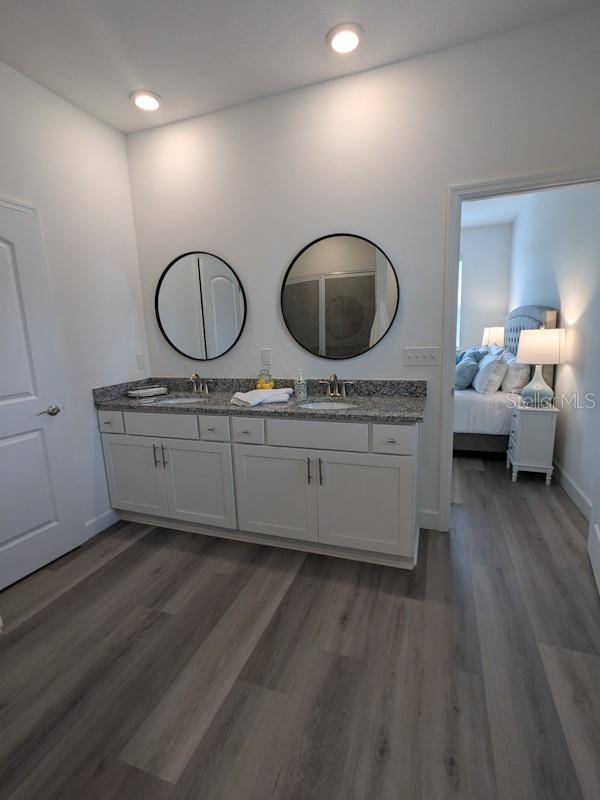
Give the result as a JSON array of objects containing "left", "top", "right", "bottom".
[{"left": 36, "top": 404, "right": 61, "bottom": 416}]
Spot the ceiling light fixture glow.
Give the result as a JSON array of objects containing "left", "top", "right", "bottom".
[
  {"left": 131, "top": 90, "right": 161, "bottom": 111},
  {"left": 326, "top": 23, "right": 362, "bottom": 54}
]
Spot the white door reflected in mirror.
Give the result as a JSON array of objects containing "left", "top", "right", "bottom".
[{"left": 156, "top": 252, "right": 246, "bottom": 360}]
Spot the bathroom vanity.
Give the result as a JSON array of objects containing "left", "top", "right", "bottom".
[{"left": 94, "top": 378, "right": 426, "bottom": 569}]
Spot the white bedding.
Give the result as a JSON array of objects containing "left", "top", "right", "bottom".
[{"left": 453, "top": 389, "right": 517, "bottom": 435}]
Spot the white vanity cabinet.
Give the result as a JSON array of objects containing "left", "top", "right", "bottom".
[
  {"left": 234, "top": 445, "right": 318, "bottom": 542},
  {"left": 100, "top": 409, "right": 421, "bottom": 568},
  {"left": 102, "top": 432, "right": 236, "bottom": 528}
]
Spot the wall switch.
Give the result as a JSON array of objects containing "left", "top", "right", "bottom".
[
  {"left": 403, "top": 347, "right": 440, "bottom": 366},
  {"left": 136, "top": 353, "right": 146, "bottom": 370},
  {"left": 260, "top": 348, "right": 272, "bottom": 366}
]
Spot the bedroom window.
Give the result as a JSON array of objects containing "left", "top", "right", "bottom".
[{"left": 456, "top": 258, "right": 463, "bottom": 350}]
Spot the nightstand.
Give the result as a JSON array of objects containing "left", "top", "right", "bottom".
[{"left": 506, "top": 401, "right": 559, "bottom": 485}]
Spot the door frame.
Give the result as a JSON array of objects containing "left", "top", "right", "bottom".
[{"left": 438, "top": 166, "right": 600, "bottom": 532}]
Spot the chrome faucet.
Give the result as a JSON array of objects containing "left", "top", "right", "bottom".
[
  {"left": 319, "top": 374, "right": 354, "bottom": 398},
  {"left": 190, "top": 373, "right": 209, "bottom": 396}
]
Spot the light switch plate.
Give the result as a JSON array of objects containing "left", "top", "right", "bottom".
[
  {"left": 260, "top": 348, "right": 272, "bottom": 366},
  {"left": 403, "top": 347, "right": 440, "bottom": 366}
]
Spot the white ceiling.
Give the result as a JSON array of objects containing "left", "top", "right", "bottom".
[
  {"left": 0, "top": 0, "right": 595, "bottom": 133},
  {"left": 461, "top": 194, "right": 529, "bottom": 228}
]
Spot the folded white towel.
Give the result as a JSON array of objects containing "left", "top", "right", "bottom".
[{"left": 231, "top": 388, "right": 294, "bottom": 407}]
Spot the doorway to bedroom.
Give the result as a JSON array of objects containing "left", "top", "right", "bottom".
[{"left": 443, "top": 176, "right": 600, "bottom": 537}]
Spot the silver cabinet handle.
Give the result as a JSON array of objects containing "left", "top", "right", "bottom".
[
  {"left": 103, "top": 420, "right": 113, "bottom": 425},
  {"left": 152, "top": 443, "right": 160, "bottom": 468},
  {"left": 161, "top": 444, "right": 168, "bottom": 467},
  {"left": 307, "top": 457, "right": 312, "bottom": 484},
  {"left": 207, "top": 426, "right": 216, "bottom": 432},
  {"left": 318, "top": 457, "right": 324, "bottom": 485},
  {"left": 386, "top": 438, "right": 397, "bottom": 444},
  {"left": 36, "top": 404, "right": 60, "bottom": 416},
  {"left": 241, "top": 430, "right": 251, "bottom": 435}
]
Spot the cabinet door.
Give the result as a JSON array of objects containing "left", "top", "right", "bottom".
[
  {"left": 317, "top": 452, "right": 415, "bottom": 556},
  {"left": 233, "top": 445, "right": 318, "bottom": 541},
  {"left": 162, "top": 439, "right": 236, "bottom": 528},
  {"left": 102, "top": 434, "right": 168, "bottom": 516}
]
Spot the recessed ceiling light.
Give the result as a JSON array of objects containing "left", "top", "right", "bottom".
[
  {"left": 131, "top": 90, "right": 161, "bottom": 111},
  {"left": 326, "top": 23, "right": 362, "bottom": 54}
]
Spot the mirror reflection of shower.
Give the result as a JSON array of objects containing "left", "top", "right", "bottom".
[{"left": 282, "top": 234, "right": 399, "bottom": 359}]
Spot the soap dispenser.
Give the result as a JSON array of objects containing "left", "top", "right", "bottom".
[{"left": 294, "top": 369, "right": 307, "bottom": 402}]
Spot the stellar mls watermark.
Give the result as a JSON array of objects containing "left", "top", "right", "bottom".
[{"left": 507, "top": 393, "right": 596, "bottom": 409}]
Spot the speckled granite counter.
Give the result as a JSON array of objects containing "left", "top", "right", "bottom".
[{"left": 93, "top": 378, "right": 426, "bottom": 425}]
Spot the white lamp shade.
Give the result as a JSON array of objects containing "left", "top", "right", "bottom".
[
  {"left": 516, "top": 328, "right": 566, "bottom": 365},
  {"left": 481, "top": 326, "right": 505, "bottom": 347}
]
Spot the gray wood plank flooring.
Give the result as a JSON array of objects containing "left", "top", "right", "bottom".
[{"left": 1, "top": 455, "right": 599, "bottom": 799}]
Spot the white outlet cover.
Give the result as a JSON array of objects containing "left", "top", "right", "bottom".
[{"left": 260, "top": 348, "right": 272, "bottom": 366}]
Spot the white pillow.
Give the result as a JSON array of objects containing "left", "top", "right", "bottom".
[
  {"left": 501, "top": 350, "right": 531, "bottom": 393},
  {"left": 472, "top": 353, "right": 508, "bottom": 394}
]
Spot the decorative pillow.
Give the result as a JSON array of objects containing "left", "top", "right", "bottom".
[
  {"left": 472, "top": 353, "right": 508, "bottom": 394},
  {"left": 458, "top": 345, "right": 488, "bottom": 364},
  {"left": 501, "top": 351, "right": 531, "bottom": 393},
  {"left": 455, "top": 358, "right": 479, "bottom": 390}
]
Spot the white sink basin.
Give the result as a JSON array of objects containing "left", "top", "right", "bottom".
[
  {"left": 144, "top": 395, "right": 206, "bottom": 405},
  {"left": 299, "top": 401, "right": 357, "bottom": 410}
]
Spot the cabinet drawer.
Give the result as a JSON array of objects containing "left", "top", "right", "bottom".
[
  {"left": 98, "top": 410, "right": 124, "bottom": 434},
  {"left": 372, "top": 424, "right": 416, "bottom": 455},
  {"left": 266, "top": 419, "right": 368, "bottom": 452},
  {"left": 232, "top": 417, "right": 265, "bottom": 444},
  {"left": 123, "top": 411, "right": 199, "bottom": 439},
  {"left": 199, "top": 415, "right": 230, "bottom": 442}
]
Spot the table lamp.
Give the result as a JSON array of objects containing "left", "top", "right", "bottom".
[
  {"left": 482, "top": 326, "right": 505, "bottom": 347},
  {"left": 517, "top": 328, "right": 566, "bottom": 406}
]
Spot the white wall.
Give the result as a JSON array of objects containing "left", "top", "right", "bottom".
[
  {"left": 459, "top": 224, "right": 513, "bottom": 349},
  {"left": 0, "top": 62, "right": 147, "bottom": 536},
  {"left": 509, "top": 182, "right": 600, "bottom": 518},
  {"left": 127, "top": 8, "right": 600, "bottom": 527}
]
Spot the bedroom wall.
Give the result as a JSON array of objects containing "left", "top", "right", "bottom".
[
  {"left": 459, "top": 224, "right": 513, "bottom": 349},
  {"left": 127, "top": 7, "right": 600, "bottom": 529},
  {"left": 0, "top": 61, "right": 147, "bottom": 536},
  {"left": 510, "top": 181, "right": 600, "bottom": 518}
]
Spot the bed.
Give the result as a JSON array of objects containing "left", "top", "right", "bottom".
[{"left": 453, "top": 305, "right": 558, "bottom": 453}]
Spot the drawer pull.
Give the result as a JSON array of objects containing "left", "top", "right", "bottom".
[
  {"left": 207, "top": 426, "right": 216, "bottom": 432},
  {"left": 241, "top": 429, "right": 251, "bottom": 435},
  {"left": 386, "top": 438, "right": 397, "bottom": 444},
  {"left": 103, "top": 420, "right": 112, "bottom": 425},
  {"left": 152, "top": 443, "right": 160, "bottom": 468},
  {"left": 318, "top": 457, "right": 324, "bottom": 485},
  {"left": 161, "top": 444, "right": 168, "bottom": 467},
  {"left": 307, "top": 457, "right": 312, "bottom": 484}
]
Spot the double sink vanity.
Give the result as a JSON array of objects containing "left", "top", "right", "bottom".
[{"left": 94, "top": 377, "right": 426, "bottom": 569}]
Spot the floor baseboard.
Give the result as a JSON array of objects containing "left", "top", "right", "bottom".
[
  {"left": 84, "top": 509, "right": 119, "bottom": 539},
  {"left": 553, "top": 461, "right": 592, "bottom": 521}
]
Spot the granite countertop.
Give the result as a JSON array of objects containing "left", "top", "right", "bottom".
[{"left": 94, "top": 378, "right": 427, "bottom": 425}]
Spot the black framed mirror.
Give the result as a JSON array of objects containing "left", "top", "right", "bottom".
[
  {"left": 281, "top": 234, "right": 399, "bottom": 359},
  {"left": 155, "top": 251, "right": 247, "bottom": 360}
]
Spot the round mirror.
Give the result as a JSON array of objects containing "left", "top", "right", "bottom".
[
  {"left": 155, "top": 252, "right": 247, "bottom": 360},
  {"left": 281, "top": 234, "right": 399, "bottom": 359}
]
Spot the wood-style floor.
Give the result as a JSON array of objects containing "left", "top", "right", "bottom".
[{"left": 1, "top": 455, "right": 599, "bottom": 800}]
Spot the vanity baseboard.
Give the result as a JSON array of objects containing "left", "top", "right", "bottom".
[{"left": 118, "top": 511, "right": 420, "bottom": 570}]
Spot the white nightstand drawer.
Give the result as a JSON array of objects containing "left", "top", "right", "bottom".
[
  {"left": 232, "top": 417, "right": 265, "bottom": 444},
  {"left": 372, "top": 424, "right": 416, "bottom": 455},
  {"left": 98, "top": 410, "right": 124, "bottom": 433},
  {"left": 199, "top": 415, "right": 230, "bottom": 442}
]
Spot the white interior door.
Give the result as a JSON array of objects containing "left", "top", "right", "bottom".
[
  {"left": 200, "top": 255, "right": 242, "bottom": 358},
  {"left": 0, "top": 200, "right": 83, "bottom": 590}
]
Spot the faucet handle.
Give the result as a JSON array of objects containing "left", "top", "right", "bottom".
[{"left": 341, "top": 381, "right": 354, "bottom": 398}]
